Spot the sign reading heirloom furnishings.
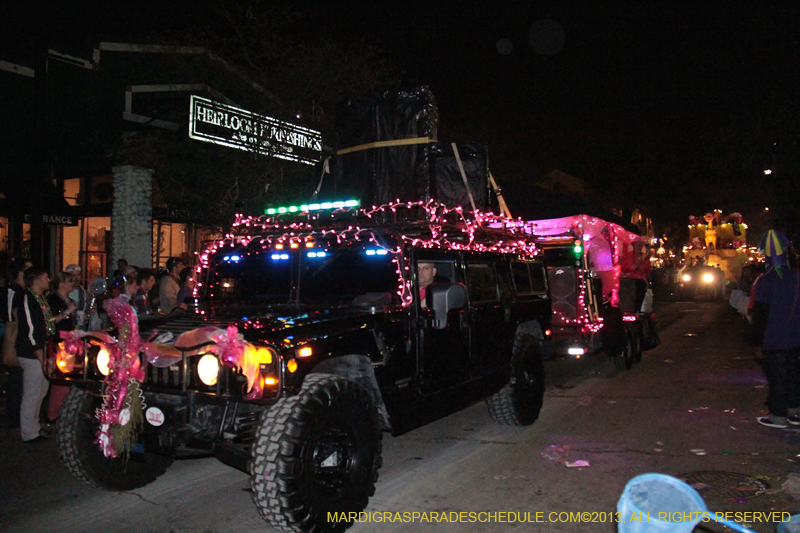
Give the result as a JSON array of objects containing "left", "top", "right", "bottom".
[{"left": 189, "top": 95, "right": 323, "bottom": 165}]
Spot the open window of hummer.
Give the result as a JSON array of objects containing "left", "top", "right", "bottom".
[
  {"left": 47, "top": 200, "right": 551, "bottom": 532},
  {"left": 506, "top": 214, "right": 658, "bottom": 371}
]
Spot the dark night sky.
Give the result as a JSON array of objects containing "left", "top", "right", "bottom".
[
  {"left": 346, "top": 1, "right": 799, "bottom": 232},
  {"left": 3, "top": 0, "right": 799, "bottom": 233}
]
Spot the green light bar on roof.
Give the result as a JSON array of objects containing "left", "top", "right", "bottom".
[{"left": 264, "top": 199, "right": 360, "bottom": 215}]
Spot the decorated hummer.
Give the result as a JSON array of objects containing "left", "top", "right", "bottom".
[{"left": 48, "top": 200, "right": 552, "bottom": 532}]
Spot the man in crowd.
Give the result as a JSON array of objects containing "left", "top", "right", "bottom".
[
  {"left": 159, "top": 258, "right": 184, "bottom": 313},
  {"left": 752, "top": 230, "right": 800, "bottom": 428},
  {"left": 2, "top": 258, "right": 31, "bottom": 432},
  {"left": 16, "top": 267, "right": 52, "bottom": 442},
  {"left": 133, "top": 268, "right": 156, "bottom": 315}
]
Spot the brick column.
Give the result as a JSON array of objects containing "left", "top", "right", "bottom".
[{"left": 111, "top": 165, "right": 153, "bottom": 269}]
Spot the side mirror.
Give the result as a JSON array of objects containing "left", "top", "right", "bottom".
[{"left": 426, "top": 283, "right": 467, "bottom": 329}]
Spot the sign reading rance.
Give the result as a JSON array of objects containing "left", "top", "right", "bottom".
[{"left": 189, "top": 95, "right": 322, "bottom": 165}]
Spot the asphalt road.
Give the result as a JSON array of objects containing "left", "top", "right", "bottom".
[{"left": 2, "top": 298, "right": 798, "bottom": 533}]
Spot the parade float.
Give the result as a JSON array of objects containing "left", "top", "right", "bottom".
[
  {"left": 685, "top": 210, "right": 751, "bottom": 283},
  {"left": 496, "top": 214, "right": 657, "bottom": 371}
]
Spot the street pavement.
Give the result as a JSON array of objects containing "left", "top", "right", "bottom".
[{"left": 1, "top": 298, "right": 798, "bottom": 532}]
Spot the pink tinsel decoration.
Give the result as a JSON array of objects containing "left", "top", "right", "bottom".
[
  {"left": 93, "top": 296, "right": 147, "bottom": 457},
  {"left": 59, "top": 330, "right": 87, "bottom": 356},
  {"left": 212, "top": 325, "right": 247, "bottom": 369}
]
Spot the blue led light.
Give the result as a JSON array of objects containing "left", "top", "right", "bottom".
[
  {"left": 230, "top": 255, "right": 241, "bottom": 262},
  {"left": 307, "top": 251, "right": 327, "bottom": 258},
  {"left": 223, "top": 256, "right": 230, "bottom": 261},
  {"left": 270, "top": 253, "right": 290, "bottom": 261},
  {"left": 365, "top": 249, "right": 388, "bottom": 256}
]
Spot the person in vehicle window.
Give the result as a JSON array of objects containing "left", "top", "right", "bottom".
[{"left": 418, "top": 262, "right": 437, "bottom": 309}]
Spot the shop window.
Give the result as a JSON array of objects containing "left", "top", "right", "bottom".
[
  {"left": 64, "top": 178, "right": 82, "bottom": 206},
  {"left": 154, "top": 222, "right": 188, "bottom": 267},
  {"left": 82, "top": 217, "right": 110, "bottom": 281},
  {"left": 62, "top": 224, "right": 80, "bottom": 268},
  {"left": 85, "top": 217, "right": 110, "bottom": 251}
]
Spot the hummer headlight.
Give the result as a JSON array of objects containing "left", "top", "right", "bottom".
[
  {"left": 57, "top": 343, "right": 76, "bottom": 372},
  {"left": 702, "top": 273, "right": 714, "bottom": 283},
  {"left": 682, "top": 274, "right": 691, "bottom": 282},
  {"left": 197, "top": 354, "right": 219, "bottom": 386},
  {"left": 96, "top": 348, "right": 110, "bottom": 376}
]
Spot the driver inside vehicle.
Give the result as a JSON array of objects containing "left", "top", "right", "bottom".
[{"left": 418, "top": 262, "right": 437, "bottom": 308}]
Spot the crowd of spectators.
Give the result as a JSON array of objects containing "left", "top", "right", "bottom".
[{"left": 0, "top": 256, "right": 194, "bottom": 443}]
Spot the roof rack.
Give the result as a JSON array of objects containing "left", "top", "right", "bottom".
[{"left": 211, "top": 201, "right": 540, "bottom": 259}]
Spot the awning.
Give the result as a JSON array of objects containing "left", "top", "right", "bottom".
[{"left": 0, "top": 180, "right": 77, "bottom": 226}]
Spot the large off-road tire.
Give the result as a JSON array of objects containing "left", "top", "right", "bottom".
[
  {"left": 56, "top": 386, "right": 173, "bottom": 491},
  {"left": 486, "top": 342, "right": 545, "bottom": 426},
  {"left": 613, "top": 325, "right": 635, "bottom": 371},
  {"left": 632, "top": 322, "right": 643, "bottom": 364},
  {"left": 250, "top": 374, "right": 382, "bottom": 533}
]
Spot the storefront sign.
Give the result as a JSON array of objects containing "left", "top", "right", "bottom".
[
  {"left": 23, "top": 207, "right": 78, "bottom": 226},
  {"left": 23, "top": 213, "right": 77, "bottom": 226},
  {"left": 43, "top": 214, "right": 76, "bottom": 226},
  {"left": 189, "top": 95, "right": 322, "bottom": 165}
]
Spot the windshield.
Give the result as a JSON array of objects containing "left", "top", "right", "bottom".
[{"left": 203, "top": 243, "right": 401, "bottom": 306}]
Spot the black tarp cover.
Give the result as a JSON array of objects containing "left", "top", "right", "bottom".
[
  {"left": 331, "top": 87, "right": 490, "bottom": 210},
  {"left": 332, "top": 87, "right": 438, "bottom": 205},
  {"left": 427, "top": 142, "right": 489, "bottom": 210}
]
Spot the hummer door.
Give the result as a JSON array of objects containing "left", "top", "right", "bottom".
[
  {"left": 414, "top": 252, "right": 470, "bottom": 394},
  {"left": 464, "top": 253, "right": 509, "bottom": 377}
]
